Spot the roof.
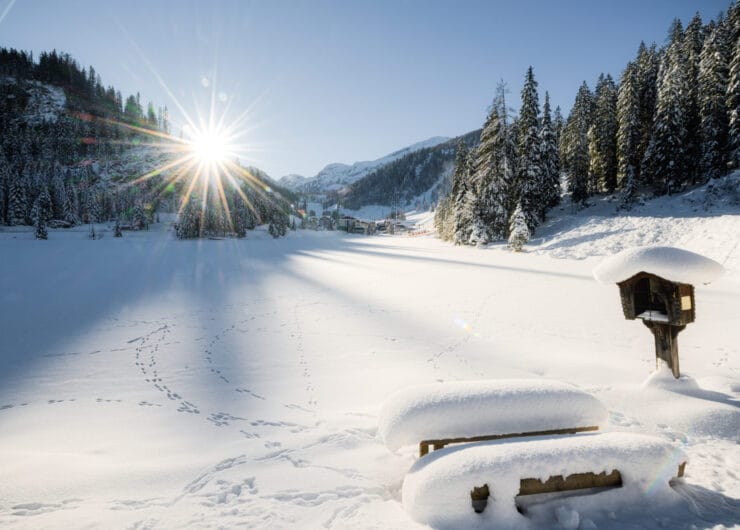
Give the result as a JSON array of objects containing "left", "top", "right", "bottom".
[{"left": 593, "top": 246, "right": 725, "bottom": 285}]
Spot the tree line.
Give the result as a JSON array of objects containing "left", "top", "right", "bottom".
[{"left": 436, "top": 4, "right": 739, "bottom": 246}]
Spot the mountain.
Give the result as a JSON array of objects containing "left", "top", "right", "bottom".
[
  {"left": 279, "top": 136, "right": 450, "bottom": 193},
  {"left": 340, "top": 129, "right": 480, "bottom": 210}
]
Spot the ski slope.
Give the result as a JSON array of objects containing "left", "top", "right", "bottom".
[{"left": 0, "top": 210, "right": 738, "bottom": 528}]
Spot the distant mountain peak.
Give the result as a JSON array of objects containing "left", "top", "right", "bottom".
[{"left": 279, "top": 136, "right": 450, "bottom": 193}]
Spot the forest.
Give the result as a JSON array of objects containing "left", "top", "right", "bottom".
[{"left": 435, "top": 5, "right": 739, "bottom": 246}]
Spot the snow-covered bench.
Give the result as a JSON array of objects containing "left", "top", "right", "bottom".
[
  {"left": 402, "top": 432, "right": 687, "bottom": 527},
  {"left": 378, "top": 379, "right": 608, "bottom": 456}
]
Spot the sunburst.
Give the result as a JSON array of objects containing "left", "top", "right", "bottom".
[{"left": 83, "top": 67, "right": 283, "bottom": 232}]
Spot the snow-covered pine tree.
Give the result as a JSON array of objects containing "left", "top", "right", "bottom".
[
  {"left": 508, "top": 201, "right": 530, "bottom": 251},
  {"left": 175, "top": 199, "right": 200, "bottom": 239},
  {"left": 32, "top": 187, "right": 51, "bottom": 240},
  {"left": 469, "top": 83, "right": 515, "bottom": 242},
  {"left": 132, "top": 204, "right": 147, "bottom": 230},
  {"left": 635, "top": 42, "right": 660, "bottom": 185},
  {"left": 642, "top": 38, "right": 689, "bottom": 194},
  {"left": 539, "top": 92, "right": 561, "bottom": 210},
  {"left": 563, "top": 82, "right": 593, "bottom": 205},
  {"left": 516, "top": 66, "right": 542, "bottom": 230},
  {"left": 698, "top": 23, "right": 730, "bottom": 180},
  {"left": 451, "top": 142, "right": 474, "bottom": 241},
  {"left": 682, "top": 12, "right": 705, "bottom": 182},
  {"left": 617, "top": 62, "right": 641, "bottom": 198},
  {"left": 268, "top": 219, "right": 279, "bottom": 238},
  {"left": 7, "top": 176, "right": 27, "bottom": 226},
  {"left": 588, "top": 74, "right": 618, "bottom": 193},
  {"left": 728, "top": 36, "right": 740, "bottom": 171}
]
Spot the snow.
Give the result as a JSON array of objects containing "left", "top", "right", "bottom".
[
  {"left": 593, "top": 246, "right": 725, "bottom": 285},
  {"left": 1, "top": 77, "right": 66, "bottom": 125},
  {"left": 402, "top": 432, "right": 687, "bottom": 529},
  {"left": 0, "top": 184, "right": 738, "bottom": 529},
  {"left": 378, "top": 379, "right": 607, "bottom": 451}
]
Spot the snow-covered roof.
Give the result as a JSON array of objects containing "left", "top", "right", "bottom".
[
  {"left": 378, "top": 379, "right": 607, "bottom": 452},
  {"left": 593, "top": 246, "right": 725, "bottom": 285}
]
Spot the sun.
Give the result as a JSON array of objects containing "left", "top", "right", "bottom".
[{"left": 190, "top": 129, "right": 230, "bottom": 164}]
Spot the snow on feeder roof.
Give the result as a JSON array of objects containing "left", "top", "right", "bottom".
[{"left": 593, "top": 246, "right": 725, "bottom": 285}]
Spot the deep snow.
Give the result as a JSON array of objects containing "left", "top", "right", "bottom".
[{"left": 0, "top": 200, "right": 738, "bottom": 528}]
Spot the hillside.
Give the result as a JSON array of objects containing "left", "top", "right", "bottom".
[
  {"left": 279, "top": 136, "right": 450, "bottom": 194},
  {"left": 340, "top": 129, "right": 480, "bottom": 210}
]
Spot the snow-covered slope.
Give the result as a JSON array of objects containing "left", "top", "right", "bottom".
[
  {"left": 279, "top": 136, "right": 449, "bottom": 193},
  {"left": 1, "top": 76, "right": 66, "bottom": 125}
]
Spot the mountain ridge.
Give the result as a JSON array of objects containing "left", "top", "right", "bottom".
[{"left": 279, "top": 136, "right": 450, "bottom": 193}]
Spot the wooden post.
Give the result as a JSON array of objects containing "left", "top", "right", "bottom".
[{"left": 643, "top": 322, "right": 685, "bottom": 379}]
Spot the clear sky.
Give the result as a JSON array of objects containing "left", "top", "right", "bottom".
[{"left": 0, "top": 0, "right": 731, "bottom": 178}]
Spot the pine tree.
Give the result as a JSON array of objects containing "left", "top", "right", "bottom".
[
  {"left": 508, "top": 201, "right": 530, "bottom": 251},
  {"left": 176, "top": 199, "right": 200, "bottom": 239},
  {"left": 642, "top": 39, "right": 689, "bottom": 194},
  {"left": 683, "top": 12, "right": 705, "bottom": 182},
  {"left": 698, "top": 24, "right": 730, "bottom": 180},
  {"left": 635, "top": 42, "right": 660, "bottom": 185},
  {"left": 516, "top": 66, "right": 542, "bottom": 230},
  {"left": 589, "top": 74, "right": 618, "bottom": 192},
  {"left": 7, "top": 176, "right": 27, "bottom": 226},
  {"left": 539, "top": 92, "right": 561, "bottom": 210},
  {"left": 728, "top": 37, "right": 740, "bottom": 171},
  {"left": 268, "top": 219, "right": 280, "bottom": 238},
  {"left": 563, "top": 82, "right": 593, "bottom": 204},
  {"left": 617, "top": 62, "right": 641, "bottom": 195},
  {"left": 32, "top": 188, "right": 51, "bottom": 240},
  {"left": 446, "top": 141, "right": 473, "bottom": 243},
  {"left": 469, "top": 84, "right": 516, "bottom": 242}
]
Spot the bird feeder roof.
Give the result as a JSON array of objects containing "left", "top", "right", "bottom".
[{"left": 593, "top": 246, "right": 725, "bottom": 285}]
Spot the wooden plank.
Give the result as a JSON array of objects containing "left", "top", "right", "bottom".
[
  {"left": 419, "top": 425, "right": 599, "bottom": 457},
  {"left": 519, "top": 469, "right": 622, "bottom": 496}
]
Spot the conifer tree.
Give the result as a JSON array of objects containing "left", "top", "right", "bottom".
[
  {"left": 7, "top": 177, "right": 27, "bottom": 226},
  {"left": 176, "top": 199, "right": 200, "bottom": 239},
  {"left": 728, "top": 37, "right": 740, "bottom": 170},
  {"left": 698, "top": 24, "right": 730, "bottom": 180},
  {"left": 508, "top": 201, "right": 530, "bottom": 251},
  {"left": 589, "top": 74, "right": 618, "bottom": 192},
  {"left": 32, "top": 188, "right": 51, "bottom": 239},
  {"left": 469, "top": 83, "right": 516, "bottom": 242},
  {"left": 539, "top": 92, "right": 561, "bottom": 210},
  {"left": 617, "top": 62, "right": 641, "bottom": 203},
  {"left": 447, "top": 141, "right": 473, "bottom": 243},
  {"left": 683, "top": 12, "right": 705, "bottom": 182},
  {"left": 516, "top": 66, "right": 542, "bottom": 230},
  {"left": 635, "top": 42, "right": 660, "bottom": 184},
  {"left": 563, "top": 82, "right": 593, "bottom": 204},
  {"left": 642, "top": 39, "right": 689, "bottom": 194}
]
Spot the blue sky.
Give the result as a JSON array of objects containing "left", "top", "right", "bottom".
[{"left": 0, "top": 0, "right": 730, "bottom": 178}]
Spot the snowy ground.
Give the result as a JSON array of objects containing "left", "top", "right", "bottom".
[{"left": 0, "top": 201, "right": 738, "bottom": 528}]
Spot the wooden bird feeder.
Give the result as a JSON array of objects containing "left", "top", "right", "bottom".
[
  {"left": 617, "top": 272, "right": 694, "bottom": 378},
  {"left": 593, "top": 247, "right": 725, "bottom": 379}
]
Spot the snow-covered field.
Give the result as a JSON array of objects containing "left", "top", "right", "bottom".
[{"left": 1, "top": 198, "right": 738, "bottom": 528}]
